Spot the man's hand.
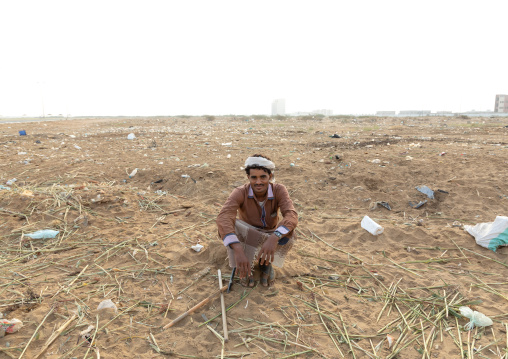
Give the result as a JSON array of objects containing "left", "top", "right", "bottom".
[
  {"left": 257, "top": 234, "right": 278, "bottom": 266},
  {"left": 230, "top": 243, "right": 250, "bottom": 278}
]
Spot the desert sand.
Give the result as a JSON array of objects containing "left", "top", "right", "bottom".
[{"left": 0, "top": 115, "right": 507, "bottom": 358}]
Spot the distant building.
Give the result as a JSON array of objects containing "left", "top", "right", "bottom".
[
  {"left": 271, "top": 99, "right": 286, "bottom": 116},
  {"left": 376, "top": 111, "right": 396, "bottom": 116},
  {"left": 311, "top": 109, "right": 333, "bottom": 116},
  {"left": 495, "top": 94, "right": 508, "bottom": 113},
  {"left": 398, "top": 110, "right": 431, "bottom": 116}
]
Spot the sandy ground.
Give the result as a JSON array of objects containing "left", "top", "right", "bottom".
[{"left": 0, "top": 115, "right": 507, "bottom": 359}]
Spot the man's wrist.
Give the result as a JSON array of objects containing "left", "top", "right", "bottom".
[{"left": 229, "top": 242, "right": 242, "bottom": 250}]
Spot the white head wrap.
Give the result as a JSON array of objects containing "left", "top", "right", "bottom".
[{"left": 244, "top": 156, "right": 275, "bottom": 170}]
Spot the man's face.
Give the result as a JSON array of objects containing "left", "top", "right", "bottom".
[{"left": 247, "top": 168, "right": 272, "bottom": 196}]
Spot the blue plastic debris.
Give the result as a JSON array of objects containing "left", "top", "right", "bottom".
[
  {"left": 416, "top": 185, "right": 434, "bottom": 199},
  {"left": 24, "top": 230, "right": 60, "bottom": 239}
]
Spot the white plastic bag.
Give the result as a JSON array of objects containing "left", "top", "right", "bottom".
[
  {"left": 97, "top": 299, "right": 118, "bottom": 314},
  {"left": 361, "top": 216, "right": 384, "bottom": 235},
  {"left": 459, "top": 306, "right": 493, "bottom": 330},
  {"left": 127, "top": 133, "right": 136, "bottom": 140},
  {"left": 464, "top": 216, "right": 508, "bottom": 252},
  {"left": 191, "top": 244, "right": 204, "bottom": 252}
]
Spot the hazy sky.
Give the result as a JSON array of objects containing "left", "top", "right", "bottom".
[{"left": 1, "top": 1, "right": 507, "bottom": 117}]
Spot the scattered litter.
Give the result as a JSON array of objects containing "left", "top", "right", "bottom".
[
  {"left": 452, "top": 221, "right": 462, "bottom": 228},
  {"left": 437, "top": 189, "right": 449, "bottom": 194},
  {"left": 21, "top": 190, "right": 34, "bottom": 197},
  {"left": 464, "top": 216, "right": 508, "bottom": 252},
  {"left": 153, "top": 179, "right": 163, "bottom": 183},
  {"left": 181, "top": 174, "right": 190, "bottom": 178},
  {"left": 97, "top": 299, "right": 118, "bottom": 314},
  {"left": 361, "top": 216, "right": 384, "bottom": 235},
  {"left": 221, "top": 142, "right": 232, "bottom": 146},
  {"left": 459, "top": 306, "right": 493, "bottom": 330},
  {"left": 191, "top": 244, "right": 204, "bottom": 252},
  {"left": 226, "top": 154, "right": 231, "bottom": 159},
  {"left": 127, "top": 133, "right": 136, "bottom": 140},
  {"left": 128, "top": 168, "right": 138, "bottom": 178},
  {"left": 19, "top": 130, "right": 27, "bottom": 136},
  {"left": 6, "top": 178, "right": 17, "bottom": 186},
  {"left": 371, "top": 159, "right": 381, "bottom": 164},
  {"left": 24, "top": 229, "right": 60, "bottom": 239},
  {"left": 370, "top": 201, "right": 391, "bottom": 211},
  {"left": 416, "top": 185, "right": 434, "bottom": 199},
  {"left": 439, "top": 152, "right": 446, "bottom": 156},
  {"left": 409, "top": 200, "right": 427, "bottom": 209},
  {"left": 290, "top": 163, "right": 295, "bottom": 167},
  {"left": 405, "top": 156, "right": 413, "bottom": 161},
  {"left": 0, "top": 185, "right": 11, "bottom": 191},
  {"left": 0, "top": 318, "right": 23, "bottom": 337},
  {"left": 74, "top": 145, "right": 81, "bottom": 150},
  {"left": 79, "top": 325, "right": 95, "bottom": 342},
  {"left": 386, "top": 334, "right": 395, "bottom": 348},
  {"left": 330, "top": 134, "right": 341, "bottom": 138}
]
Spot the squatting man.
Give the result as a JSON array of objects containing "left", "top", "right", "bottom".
[{"left": 217, "top": 154, "right": 298, "bottom": 287}]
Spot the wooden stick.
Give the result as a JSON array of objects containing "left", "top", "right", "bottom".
[
  {"left": 163, "top": 286, "right": 228, "bottom": 329},
  {"left": 19, "top": 307, "right": 55, "bottom": 359},
  {"left": 218, "top": 269, "right": 229, "bottom": 342},
  {"left": 33, "top": 314, "right": 77, "bottom": 359}
]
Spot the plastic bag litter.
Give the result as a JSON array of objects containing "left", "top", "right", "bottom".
[
  {"left": 361, "top": 216, "right": 384, "bottom": 235},
  {"left": 97, "top": 299, "right": 118, "bottom": 314},
  {"left": 127, "top": 133, "right": 136, "bottom": 140},
  {"left": 459, "top": 306, "right": 493, "bottom": 330},
  {"left": 416, "top": 185, "right": 434, "bottom": 199},
  {"left": 1, "top": 318, "right": 23, "bottom": 337},
  {"left": 191, "top": 244, "right": 204, "bottom": 252},
  {"left": 464, "top": 216, "right": 508, "bottom": 252},
  {"left": 24, "top": 230, "right": 60, "bottom": 239}
]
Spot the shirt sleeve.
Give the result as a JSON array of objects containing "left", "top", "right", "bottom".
[
  {"left": 216, "top": 187, "right": 244, "bottom": 246},
  {"left": 274, "top": 184, "right": 298, "bottom": 235}
]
